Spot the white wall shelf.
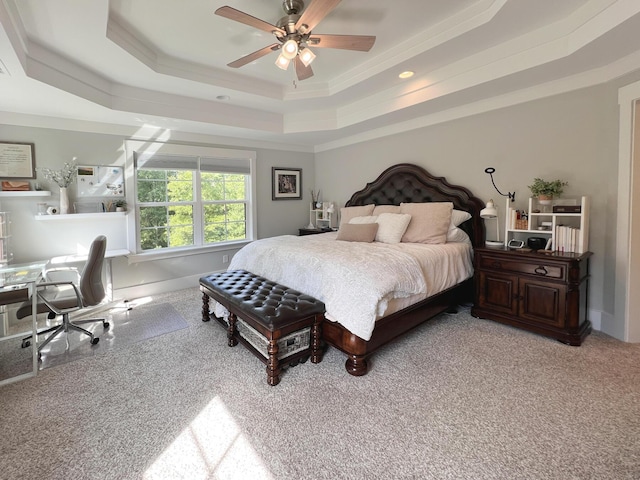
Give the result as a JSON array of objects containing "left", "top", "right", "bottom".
[
  {"left": 0, "top": 191, "right": 51, "bottom": 197},
  {"left": 34, "top": 211, "right": 127, "bottom": 221}
]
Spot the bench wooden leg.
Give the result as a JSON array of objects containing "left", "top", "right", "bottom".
[
  {"left": 266, "top": 338, "right": 281, "bottom": 386},
  {"left": 227, "top": 313, "right": 238, "bottom": 347},
  {"left": 201, "top": 293, "right": 211, "bottom": 322},
  {"left": 311, "top": 313, "right": 324, "bottom": 364}
]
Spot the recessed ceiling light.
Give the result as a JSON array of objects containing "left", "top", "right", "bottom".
[
  {"left": 399, "top": 71, "right": 414, "bottom": 79},
  {"left": 216, "top": 95, "right": 231, "bottom": 101}
]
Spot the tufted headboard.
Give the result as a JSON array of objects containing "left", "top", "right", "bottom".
[{"left": 344, "top": 163, "right": 486, "bottom": 247}]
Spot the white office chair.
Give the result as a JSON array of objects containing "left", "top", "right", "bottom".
[{"left": 19, "top": 235, "right": 110, "bottom": 353}]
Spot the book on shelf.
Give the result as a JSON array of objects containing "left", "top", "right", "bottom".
[
  {"left": 554, "top": 225, "right": 583, "bottom": 253},
  {"left": 508, "top": 207, "right": 528, "bottom": 229}
]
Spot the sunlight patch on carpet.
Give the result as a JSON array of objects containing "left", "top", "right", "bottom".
[{"left": 144, "top": 396, "right": 274, "bottom": 480}]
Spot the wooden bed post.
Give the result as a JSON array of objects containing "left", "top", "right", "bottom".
[{"left": 345, "top": 355, "right": 368, "bottom": 376}]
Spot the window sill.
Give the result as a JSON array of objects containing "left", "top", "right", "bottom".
[{"left": 126, "top": 241, "right": 251, "bottom": 264}]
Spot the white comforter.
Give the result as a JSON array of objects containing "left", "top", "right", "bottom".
[{"left": 215, "top": 232, "right": 473, "bottom": 341}]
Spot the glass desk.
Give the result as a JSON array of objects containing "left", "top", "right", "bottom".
[{"left": 0, "top": 261, "right": 47, "bottom": 386}]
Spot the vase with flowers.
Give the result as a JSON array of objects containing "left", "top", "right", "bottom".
[{"left": 38, "top": 157, "right": 78, "bottom": 214}]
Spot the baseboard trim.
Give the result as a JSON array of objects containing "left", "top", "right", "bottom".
[
  {"left": 113, "top": 270, "right": 225, "bottom": 301},
  {"left": 589, "top": 308, "right": 602, "bottom": 332}
]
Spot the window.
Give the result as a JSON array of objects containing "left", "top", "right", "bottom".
[{"left": 126, "top": 141, "right": 256, "bottom": 256}]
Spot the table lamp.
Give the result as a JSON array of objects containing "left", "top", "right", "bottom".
[{"left": 480, "top": 199, "right": 502, "bottom": 247}]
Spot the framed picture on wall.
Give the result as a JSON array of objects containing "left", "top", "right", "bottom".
[
  {"left": 272, "top": 167, "right": 302, "bottom": 200},
  {"left": 0, "top": 141, "right": 36, "bottom": 179}
]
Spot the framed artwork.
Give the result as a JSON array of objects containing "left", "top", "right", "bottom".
[
  {"left": 0, "top": 141, "right": 36, "bottom": 179},
  {"left": 272, "top": 167, "right": 302, "bottom": 200}
]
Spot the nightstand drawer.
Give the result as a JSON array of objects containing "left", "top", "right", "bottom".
[{"left": 479, "top": 256, "right": 565, "bottom": 280}]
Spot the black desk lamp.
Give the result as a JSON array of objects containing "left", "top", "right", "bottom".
[{"left": 484, "top": 167, "right": 515, "bottom": 202}]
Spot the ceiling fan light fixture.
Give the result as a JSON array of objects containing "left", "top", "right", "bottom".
[
  {"left": 275, "top": 53, "right": 291, "bottom": 70},
  {"left": 215, "top": 1, "right": 376, "bottom": 82},
  {"left": 282, "top": 39, "right": 299, "bottom": 60},
  {"left": 299, "top": 47, "right": 316, "bottom": 67}
]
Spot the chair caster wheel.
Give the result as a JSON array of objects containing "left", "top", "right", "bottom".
[
  {"left": 91, "top": 338, "right": 99, "bottom": 345},
  {"left": 103, "top": 321, "right": 110, "bottom": 328},
  {"left": 22, "top": 340, "right": 31, "bottom": 348}
]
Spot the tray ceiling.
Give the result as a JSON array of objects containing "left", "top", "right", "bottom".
[{"left": 1, "top": 0, "right": 640, "bottom": 150}]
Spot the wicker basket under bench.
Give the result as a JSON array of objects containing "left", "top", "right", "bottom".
[{"left": 200, "top": 270, "right": 325, "bottom": 386}]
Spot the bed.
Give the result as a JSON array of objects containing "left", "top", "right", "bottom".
[{"left": 218, "top": 163, "right": 485, "bottom": 375}]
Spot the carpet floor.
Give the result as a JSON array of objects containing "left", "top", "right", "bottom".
[
  {"left": 0, "top": 302, "right": 188, "bottom": 377},
  {"left": 0, "top": 287, "right": 639, "bottom": 480}
]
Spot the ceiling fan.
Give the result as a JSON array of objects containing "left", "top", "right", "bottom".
[{"left": 215, "top": 0, "right": 376, "bottom": 81}]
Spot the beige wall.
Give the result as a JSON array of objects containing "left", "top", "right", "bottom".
[{"left": 315, "top": 85, "right": 619, "bottom": 326}]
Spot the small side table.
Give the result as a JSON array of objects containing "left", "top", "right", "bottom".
[
  {"left": 299, "top": 228, "right": 335, "bottom": 236},
  {"left": 298, "top": 228, "right": 322, "bottom": 236}
]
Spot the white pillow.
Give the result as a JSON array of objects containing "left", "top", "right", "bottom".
[
  {"left": 446, "top": 226, "right": 471, "bottom": 244},
  {"left": 450, "top": 209, "right": 472, "bottom": 229},
  {"left": 375, "top": 213, "right": 412, "bottom": 244},
  {"left": 349, "top": 215, "right": 378, "bottom": 224}
]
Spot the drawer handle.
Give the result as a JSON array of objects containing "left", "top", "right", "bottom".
[
  {"left": 534, "top": 266, "right": 548, "bottom": 276},
  {"left": 491, "top": 261, "right": 502, "bottom": 269}
]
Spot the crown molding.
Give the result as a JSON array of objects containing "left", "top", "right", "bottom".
[{"left": 314, "top": 49, "right": 640, "bottom": 153}]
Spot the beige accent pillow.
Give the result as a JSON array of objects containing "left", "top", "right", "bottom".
[
  {"left": 349, "top": 215, "right": 378, "bottom": 224},
  {"left": 400, "top": 202, "right": 454, "bottom": 244},
  {"left": 375, "top": 213, "right": 412, "bottom": 244},
  {"left": 336, "top": 223, "right": 379, "bottom": 242},
  {"left": 373, "top": 205, "right": 401, "bottom": 215},
  {"left": 339, "top": 204, "right": 375, "bottom": 229}
]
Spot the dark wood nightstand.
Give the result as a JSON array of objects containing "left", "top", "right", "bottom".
[{"left": 471, "top": 246, "right": 592, "bottom": 345}]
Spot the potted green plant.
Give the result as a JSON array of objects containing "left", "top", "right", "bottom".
[{"left": 528, "top": 178, "right": 568, "bottom": 204}]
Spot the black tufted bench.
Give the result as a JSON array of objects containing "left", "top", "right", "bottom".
[{"left": 200, "top": 270, "right": 325, "bottom": 386}]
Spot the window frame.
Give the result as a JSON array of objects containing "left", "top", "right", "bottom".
[{"left": 125, "top": 140, "right": 256, "bottom": 261}]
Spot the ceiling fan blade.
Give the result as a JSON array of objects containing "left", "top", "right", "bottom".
[
  {"left": 294, "top": 57, "right": 314, "bottom": 80},
  {"left": 227, "top": 44, "right": 280, "bottom": 68},
  {"left": 295, "top": 0, "right": 342, "bottom": 33},
  {"left": 308, "top": 34, "right": 376, "bottom": 51},
  {"left": 215, "top": 6, "right": 285, "bottom": 36}
]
